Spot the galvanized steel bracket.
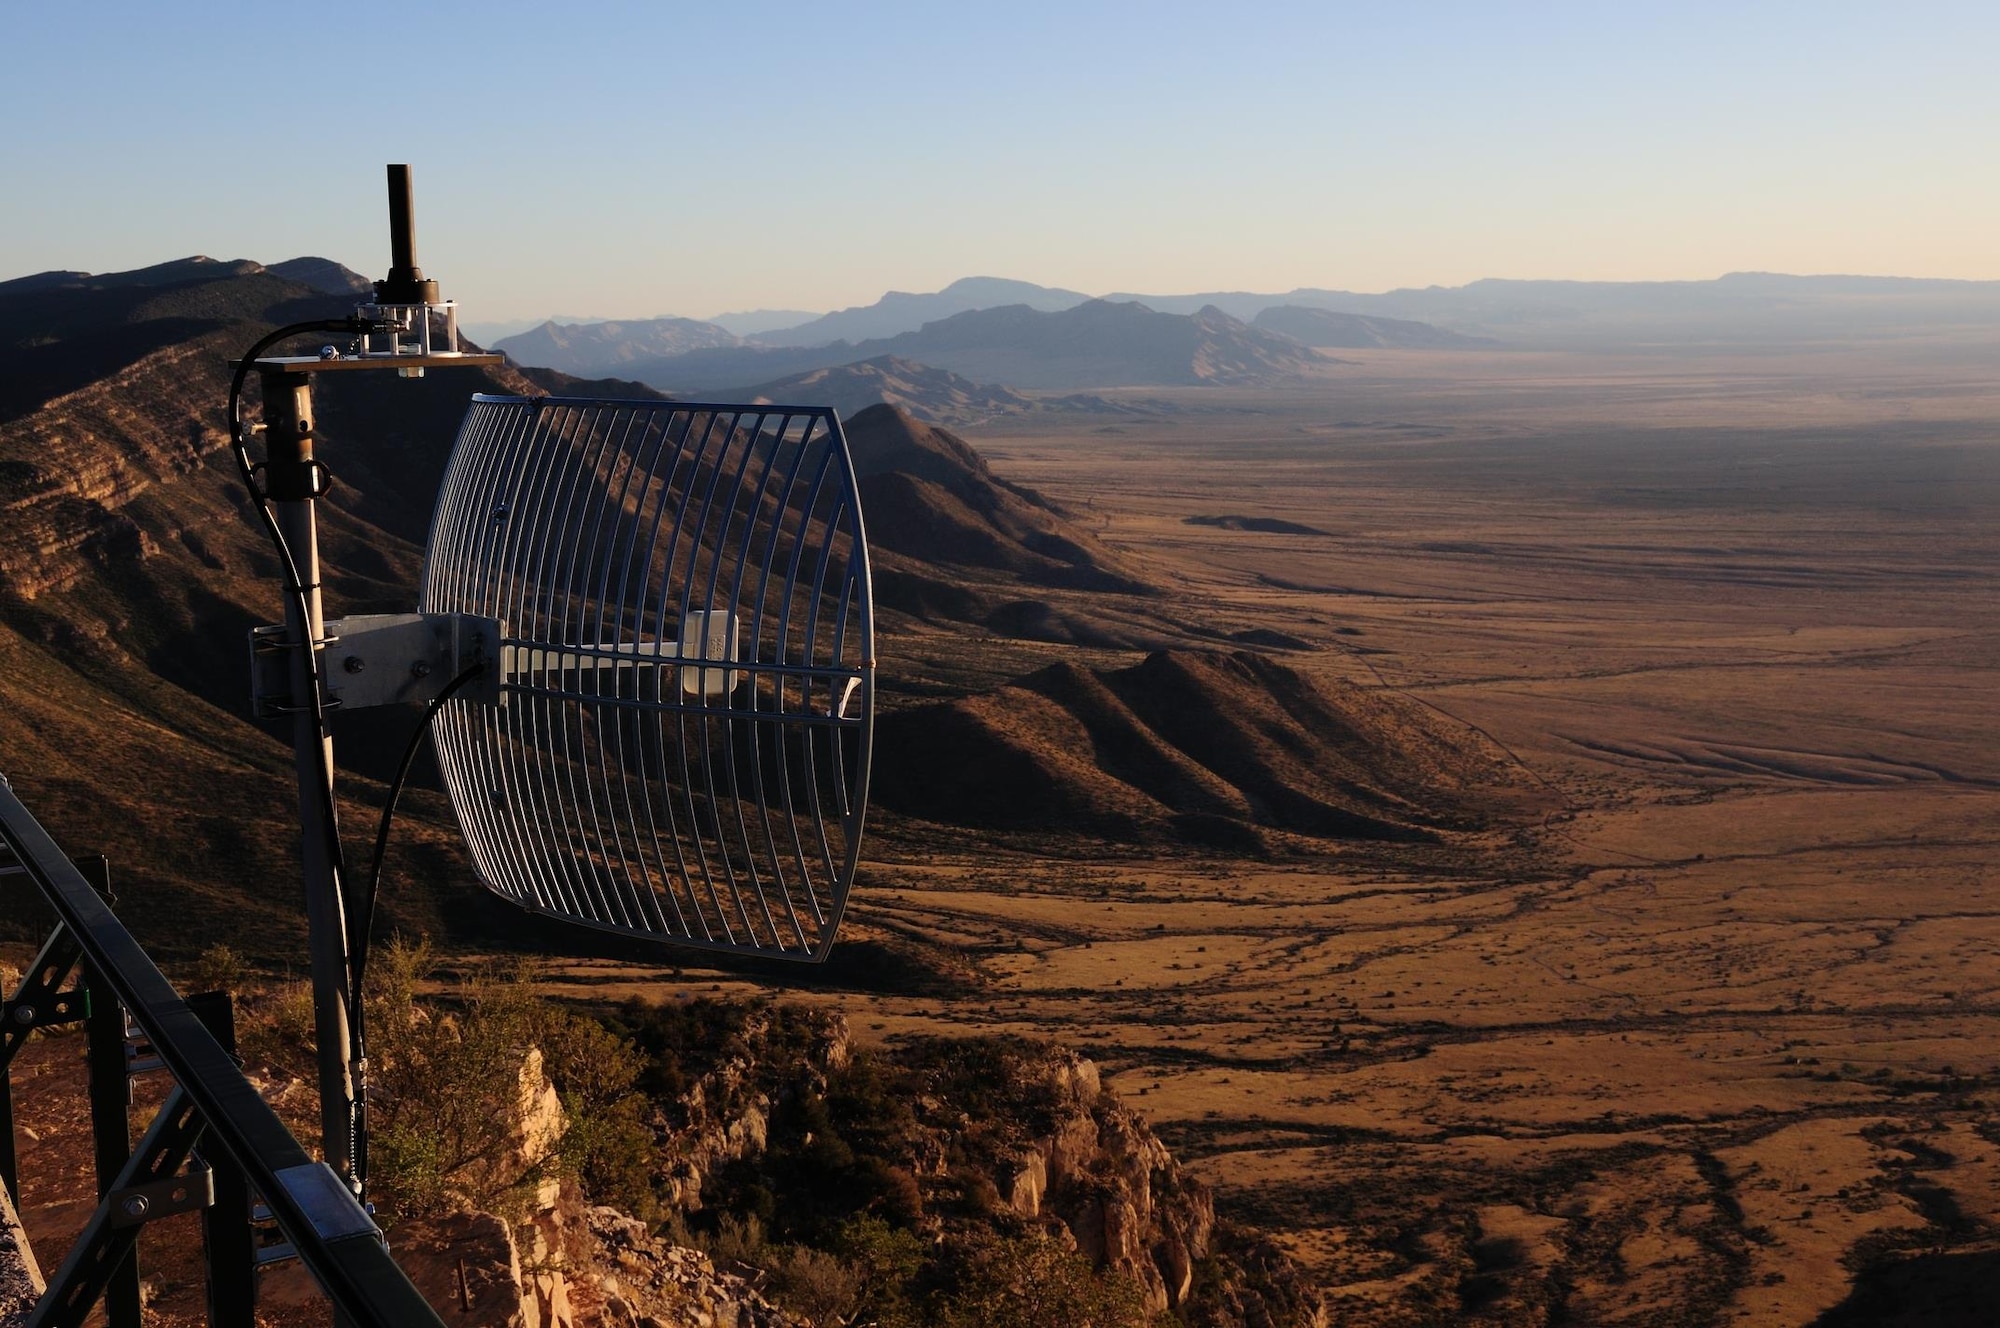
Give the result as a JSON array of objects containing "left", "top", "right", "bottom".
[{"left": 249, "top": 612, "right": 502, "bottom": 718}]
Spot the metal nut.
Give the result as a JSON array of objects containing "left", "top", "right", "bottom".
[
  {"left": 10, "top": 1004, "right": 35, "bottom": 1025},
  {"left": 121, "top": 1195, "right": 149, "bottom": 1219},
  {"left": 343, "top": 656, "right": 366, "bottom": 675},
  {"left": 410, "top": 659, "right": 433, "bottom": 679}
]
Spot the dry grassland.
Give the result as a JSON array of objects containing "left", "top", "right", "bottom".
[{"left": 543, "top": 341, "right": 2000, "bottom": 1325}]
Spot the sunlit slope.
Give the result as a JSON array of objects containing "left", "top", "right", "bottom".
[{"left": 876, "top": 649, "right": 1548, "bottom": 847}]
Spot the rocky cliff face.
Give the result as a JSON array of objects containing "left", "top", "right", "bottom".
[
  {"left": 418, "top": 1006, "right": 1319, "bottom": 1326},
  {"left": 996, "top": 1051, "right": 1217, "bottom": 1312},
  {"left": 651, "top": 1005, "right": 851, "bottom": 1213},
  {"left": 579, "top": 1208, "right": 801, "bottom": 1328},
  {"left": 633, "top": 1005, "right": 1255, "bottom": 1320},
  {"left": 0, "top": 333, "right": 226, "bottom": 600}
]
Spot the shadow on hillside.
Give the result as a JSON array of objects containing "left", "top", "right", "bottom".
[{"left": 1809, "top": 1249, "right": 2000, "bottom": 1327}]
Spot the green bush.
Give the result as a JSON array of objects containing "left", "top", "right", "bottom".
[
  {"left": 930, "top": 1230, "right": 1155, "bottom": 1328},
  {"left": 766, "top": 1242, "right": 864, "bottom": 1325},
  {"left": 361, "top": 937, "right": 658, "bottom": 1221},
  {"left": 830, "top": 1216, "right": 929, "bottom": 1327},
  {"left": 188, "top": 942, "right": 249, "bottom": 994}
]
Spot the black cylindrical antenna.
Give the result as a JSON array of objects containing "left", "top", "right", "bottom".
[
  {"left": 387, "top": 164, "right": 418, "bottom": 277},
  {"left": 375, "top": 163, "right": 439, "bottom": 305}
]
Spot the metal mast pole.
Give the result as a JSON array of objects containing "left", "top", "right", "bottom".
[
  {"left": 238, "top": 165, "right": 495, "bottom": 1188},
  {"left": 260, "top": 368, "right": 356, "bottom": 1182}
]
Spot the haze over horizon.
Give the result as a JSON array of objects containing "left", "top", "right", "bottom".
[{"left": 4, "top": 2, "right": 1996, "bottom": 322}]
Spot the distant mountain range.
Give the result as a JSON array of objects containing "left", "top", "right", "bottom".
[
  {"left": 1107, "top": 273, "right": 2000, "bottom": 346},
  {"left": 752, "top": 276, "right": 1091, "bottom": 347},
  {"left": 707, "top": 307, "right": 821, "bottom": 337},
  {"left": 479, "top": 269, "right": 2000, "bottom": 364},
  {"left": 741, "top": 355, "right": 1037, "bottom": 425},
  {"left": 611, "top": 299, "right": 1322, "bottom": 394},
  {"left": 492, "top": 316, "right": 738, "bottom": 375},
  {"left": 739, "top": 355, "right": 1159, "bottom": 427},
  {"left": 1250, "top": 305, "right": 1497, "bottom": 349},
  {"left": 461, "top": 313, "right": 622, "bottom": 343},
  {"left": 469, "top": 308, "right": 825, "bottom": 344}
]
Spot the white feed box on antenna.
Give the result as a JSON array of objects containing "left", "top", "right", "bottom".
[
  {"left": 420, "top": 396, "right": 875, "bottom": 961},
  {"left": 678, "top": 609, "right": 739, "bottom": 700}
]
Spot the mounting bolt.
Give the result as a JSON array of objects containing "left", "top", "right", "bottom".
[
  {"left": 343, "top": 656, "right": 366, "bottom": 674},
  {"left": 411, "top": 659, "right": 433, "bottom": 680},
  {"left": 121, "top": 1195, "right": 149, "bottom": 1219},
  {"left": 10, "top": 1004, "right": 34, "bottom": 1025}
]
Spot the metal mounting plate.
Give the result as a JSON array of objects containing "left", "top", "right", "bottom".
[
  {"left": 249, "top": 612, "right": 502, "bottom": 717},
  {"left": 109, "top": 1167, "right": 214, "bottom": 1227},
  {"left": 2, "top": 986, "right": 88, "bottom": 1032},
  {"left": 239, "top": 353, "right": 504, "bottom": 373}
]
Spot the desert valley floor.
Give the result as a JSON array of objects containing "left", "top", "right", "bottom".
[{"left": 537, "top": 342, "right": 2000, "bottom": 1325}]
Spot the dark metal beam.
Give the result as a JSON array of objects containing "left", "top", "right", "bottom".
[
  {"left": 2, "top": 923, "right": 85, "bottom": 1212},
  {"left": 29, "top": 1085, "right": 204, "bottom": 1328},
  {"left": 0, "top": 778, "right": 445, "bottom": 1328},
  {"left": 83, "top": 895, "right": 142, "bottom": 1328},
  {"left": 188, "top": 991, "right": 256, "bottom": 1328}
]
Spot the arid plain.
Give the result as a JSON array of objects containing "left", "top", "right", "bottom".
[{"left": 545, "top": 340, "right": 2000, "bottom": 1325}]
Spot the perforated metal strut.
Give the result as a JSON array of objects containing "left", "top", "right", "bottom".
[{"left": 422, "top": 397, "right": 875, "bottom": 960}]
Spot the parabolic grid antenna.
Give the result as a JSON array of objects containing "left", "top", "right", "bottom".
[{"left": 420, "top": 396, "right": 874, "bottom": 960}]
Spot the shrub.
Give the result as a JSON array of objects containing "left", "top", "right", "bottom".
[
  {"left": 705, "top": 1212, "right": 771, "bottom": 1267},
  {"left": 188, "top": 943, "right": 249, "bottom": 994},
  {"left": 930, "top": 1230, "right": 1155, "bottom": 1328},
  {"left": 361, "top": 937, "right": 659, "bottom": 1221},
  {"left": 831, "top": 1216, "right": 928, "bottom": 1327},
  {"left": 695, "top": 1216, "right": 871, "bottom": 1327},
  {"left": 766, "top": 1242, "right": 864, "bottom": 1325},
  {"left": 725, "top": 1052, "right": 926, "bottom": 1243}
]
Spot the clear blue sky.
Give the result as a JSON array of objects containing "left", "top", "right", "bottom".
[{"left": 2, "top": 2, "right": 1992, "bottom": 321}]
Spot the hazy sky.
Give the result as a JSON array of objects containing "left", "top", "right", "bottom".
[{"left": 3, "top": 2, "right": 1993, "bottom": 321}]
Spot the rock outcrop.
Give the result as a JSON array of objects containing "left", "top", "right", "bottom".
[
  {"left": 995, "top": 1051, "right": 1216, "bottom": 1313},
  {"left": 0, "top": 1181, "right": 43, "bottom": 1325},
  {"left": 576, "top": 1207, "right": 803, "bottom": 1328},
  {"left": 654, "top": 1007, "right": 849, "bottom": 1213}
]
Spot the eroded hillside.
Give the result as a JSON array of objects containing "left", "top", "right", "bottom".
[{"left": 876, "top": 650, "right": 1549, "bottom": 849}]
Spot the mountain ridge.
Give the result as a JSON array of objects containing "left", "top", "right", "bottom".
[
  {"left": 620, "top": 299, "right": 1322, "bottom": 393},
  {"left": 741, "top": 355, "right": 1036, "bottom": 425},
  {"left": 845, "top": 403, "right": 1155, "bottom": 609},
  {"left": 874, "top": 649, "right": 1547, "bottom": 849},
  {"left": 1251, "top": 305, "right": 1498, "bottom": 349},
  {"left": 751, "top": 275, "right": 1090, "bottom": 347},
  {"left": 461, "top": 267, "right": 2000, "bottom": 370},
  {"left": 492, "top": 315, "right": 739, "bottom": 375}
]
